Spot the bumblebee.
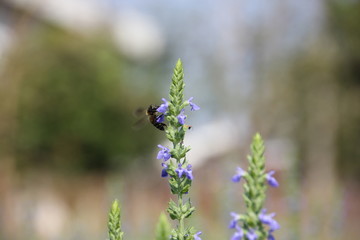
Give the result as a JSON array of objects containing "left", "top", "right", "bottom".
[{"left": 146, "top": 105, "right": 167, "bottom": 131}]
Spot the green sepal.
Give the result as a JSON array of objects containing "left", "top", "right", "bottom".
[
  {"left": 166, "top": 128, "right": 176, "bottom": 142},
  {"left": 181, "top": 199, "right": 195, "bottom": 219},
  {"left": 169, "top": 176, "right": 192, "bottom": 195},
  {"left": 167, "top": 199, "right": 181, "bottom": 220},
  {"left": 184, "top": 227, "right": 196, "bottom": 240},
  {"left": 171, "top": 144, "right": 189, "bottom": 160},
  {"left": 179, "top": 177, "right": 192, "bottom": 194},
  {"left": 170, "top": 229, "right": 178, "bottom": 240}
]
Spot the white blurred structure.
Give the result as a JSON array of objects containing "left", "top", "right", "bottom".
[
  {"left": 185, "top": 116, "right": 249, "bottom": 168},
  {"left": 112, "top": 9, "right": 165, "bottom": 62},
  {"left": 1, "top": 0, "right": 166, "bottom": 62},
  {"left": 9, "top": 0, "right": 107, "bottom": 32},
  {"left": 156, "top": 114, "right": 295, "bottom": 171}
]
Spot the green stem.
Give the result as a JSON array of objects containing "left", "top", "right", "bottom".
[{"left": 178, "top": 194, "right": 184, "bottom": 240}]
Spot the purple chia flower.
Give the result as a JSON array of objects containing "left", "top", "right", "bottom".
[
  {"left": 161, "top": 163, "right": 168, "bottom": 177},
  {"left": 267, "top": 233, "right": 275, "bottom": 240},
  {"left": 259, "top": 209, "right": 276, "bottom": 225},
  {"left": 194, "top": 231, "right": 202, "bottom": 240},
  {"left": 156, "top": 114, "right": 165, "bottom": 123},
  {"left": 185, "top": 164, "right": 194, "bottom": 180},
  {"left": 265, "top": 170, "right": 279, "bottom": 187},
  {"left": 259, "top": 209, "right": 280, "bottom": 233},
  {"left": 157, "top": 145, "right": 171, "bottom": 161},
  {"left": 187, "top": 97, "right": 200, "bottom": 111},
  {"left": 232, "top": 167, "right": 246, "bottom": 182},
  {"left": 176, "top": 164, "right": 185, "bottom": 178},
  {"left": 267, "top": 226, "right": 279, "bottom": 240},
  {"left": 175, "top": 164, "right": 193, "bottom": 180},
  {"left": 231, "top": 226, "right": 243, "bottom": 240},
  {"left": 246, "top": 229, "right": 258, "bottom": 240},
  {"left": 269, "top": 219, "right": 280, "bottom": 232},
  {"left": 177, "top": 110, "right": 187, "bottom": 125},
  {"left": 157, "top": 98, "right": 169, "bottom": 113},
  {"left": 229, "top": 212, "right": 241, "bottom": 229}
]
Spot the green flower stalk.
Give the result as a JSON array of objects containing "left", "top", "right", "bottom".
[
  {"left": 155, "top": 59, "right": 201, "bottom": 240},
  {"left": 229, "top": 133, "right": 280, "bottom": 240},
  {"left": 108, "top": 200, "right": 124, "bottom": 240}
]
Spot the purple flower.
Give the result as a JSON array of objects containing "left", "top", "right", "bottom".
[
  {"left": 269, "top": 220, "right": 280, "bottom": 232},
  {"left": 175, "top": 164, "right": 193, "bottom": 180},
  {"left": 185, "top": 164, "right": 194, "bottom": 180},
  {"left": 176, "top": 164, "right": 185, "bottom": 178},
  {"left": 267, "top": 233, "right": 275, "bottom": 240},
  {"left": 157, "top": 98, "right": 169, "bottom": 113},
  {"left": 259, "top": 209, "right": 280, "bottom": 232},
  {"left": 161, "top": 163, "right": 168, "bottom": 177},
  {"left": 229, "top": 212, "right": 240, "bottom": 229},
  {"left": 232, "top": 167, "right": 246, "bottom": 182},
  {"left": 177, "top": 110, "right": 187, "bottom": 125},
  {"left": 259, "top": 209, "right": 275, "bottom": 225},
  {"left": 246, "top": 229, "right": 258, "bottom": 240},
  {"left": 231, "top": 226, "right": 243, "bottom": 240},
  {"left": 156, "top": 114, "right": 165, "bottom": 123},
  {"left": 194, "top": 231, "right": 202, "bottom": 240},
  {"left": 188, "top": 97, "right": 200, "bottom": 111},
  {"left": 265, "top": 170, "right": 279, "bottom": 187},
  {"left": 267, "top": 226, "right": 279, "bottom": 240},
  {"left": 157, "top": 145, "right": 171, "bottom": 161}
]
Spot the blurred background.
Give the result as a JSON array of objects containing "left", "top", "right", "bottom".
[{"left": 0, "top": 0, "right": 359, "bottom": 239}]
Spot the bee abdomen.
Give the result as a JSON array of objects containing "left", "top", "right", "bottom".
[{"left": 154, "top": 122, "right": 167, "bottom": 131}]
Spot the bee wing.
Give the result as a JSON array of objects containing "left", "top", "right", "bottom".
[
  {"left": 132, "top": 107, "right": 147, "bottom": 130},
  {"left": 133, "top": 107, "right": 146, "bottom": 117},
  {"left": 132, "top": 116, "right": 147, "bottom": 130}
]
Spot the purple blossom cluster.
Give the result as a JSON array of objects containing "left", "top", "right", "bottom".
[
  {"left": 229, "top": 208, "right": 280, "bottom": 240},
  {"left": 156, "top": 143, "right": 194, "bottom": 180},
  {"left": 175, "top": 163, "right": 194, "bottom": 180},
  {"left": 155, "top": 97, "right": 199, "bottom": 179},
  {"left": 231, "top": 167, "right": 279, "bottom": 188},
  {"left": 156, "top": 97, "right": 200, "bottom": 125}
]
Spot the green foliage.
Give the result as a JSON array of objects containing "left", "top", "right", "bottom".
[
  {"left": 0, "top": 26, "right": 160, "bottom": 172},
  {"left": 108, "top": 200, "right": 124, "bottom": 240},
  {"left": 327, "top": 1, "right": 360, "bottom": 180},
  {"left": 155, "top": 213, "right": 171, "bottom": 240}
]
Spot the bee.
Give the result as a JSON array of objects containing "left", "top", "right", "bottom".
[
  {"left": 134, "top": 104, "right": 192, "bottom": 131},
  {"left": 146, "top": 105, "right": 167, "bottom": 131}
]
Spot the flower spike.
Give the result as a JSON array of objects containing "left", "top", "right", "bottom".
[
  {"left": 155, "top": 59, "right": 200, "bottom": 240},
  {"left": 229, "top": 133, "right": 280, "bottom": 240}
]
